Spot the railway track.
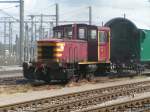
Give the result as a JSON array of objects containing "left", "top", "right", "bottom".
[
  {"left": 1, "top": 80, "right": 150, "bottom": 112},
  {"left": 77, "top": 94, "right": 150, "bottom": 112}
]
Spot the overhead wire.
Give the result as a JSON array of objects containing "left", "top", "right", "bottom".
[
  {"left": 0, "top": 9, "right": 19, "bottom": 21},
  {"left": 0, "top": 5, "right": 19, "bottom": 10},
  {"left": 24, "top": 3, "right": 56, "bottom": 16},
  {"left": 0, "top": 4, "right": 19, "bottom": 21}
]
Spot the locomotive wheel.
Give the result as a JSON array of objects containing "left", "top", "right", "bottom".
[
  {"left": 86, "top": 73, "right": 94, "bottom": 81},
  {"left": 71, "top": 75, "right": 79, "bottom": 82},
  {"left": 42, "top": 68, "right": 51, "bottom": 83},
  {"left": 22, "top": 62, "right": 28, "bottom": 77},
  {"left": 61, "top": 80, "right": 69, "bottom": 84}
]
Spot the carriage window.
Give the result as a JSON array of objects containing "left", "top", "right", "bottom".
[
  {"left": 90, "top": 30, "right": 97, "bottom": 39},
  {"left": 64, "top": 27, "right": 72, "bottom": 38},
  {"left": 99, "top": 31, "right": 107, "bottom": 43},
  {"left": 54, "top": 31, "right": 62, "bottom": 39},
  {"left": 79, "top": 28, "right": 85, "bottom": 39}
]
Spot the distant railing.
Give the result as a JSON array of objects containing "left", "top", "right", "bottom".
[{"left": 0, "top": 55, "right": 18, "bottom": 66}]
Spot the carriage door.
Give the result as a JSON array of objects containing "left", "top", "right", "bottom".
[{"left": 98, "top": 31, "right": 109, "bottom": 62}]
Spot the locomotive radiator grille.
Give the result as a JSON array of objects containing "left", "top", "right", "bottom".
[
  {"left": 38, "top": 46, "right": 55, "bottom": 59},
  {"left": 37, "top": 42, "right": 65, "bottom": 62}
]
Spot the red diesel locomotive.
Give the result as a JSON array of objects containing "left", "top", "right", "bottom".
[{"left": 23, "top": 24, "right": 110, "bottom": 82}]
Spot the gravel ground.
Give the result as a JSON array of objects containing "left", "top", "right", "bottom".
[
  {"left": 0, "top": 75, "right": 149, "bottom": 97},
  {"left": 76, "top": 91, "right": 150, "bottom": 112},
  {"left": 0, "top": 76, "right": 150, "bottom": 107}
]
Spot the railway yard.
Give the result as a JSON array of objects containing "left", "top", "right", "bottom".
[
  {"left": 0, "top": 0, "right": 150, "bottom": 112},
  {"left": 0, "top": 67, "right": 150, "bottom": 112}
]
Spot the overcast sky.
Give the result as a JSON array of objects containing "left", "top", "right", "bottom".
[{"left": 0, "top": 0, "right": 150, "bottom": 28}]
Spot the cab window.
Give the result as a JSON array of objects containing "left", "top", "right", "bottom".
[
  {"left": 99, "top": 31, "right": 107, "bottom": 43},
  {"left": 64, "top": 27, "right": 72, "bottom": 38},
  {"left": 90, "top": 29, "right": 97, "bottom": 39},
  {"left": 79, "top": 28, "right": 85, "bottom": 39},
  {"left": 54, "top": 31, "right": 62, "bottom": 39}
]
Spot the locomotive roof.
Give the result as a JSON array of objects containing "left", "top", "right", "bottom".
[{"left": 53, "top": 24, "right": 97, "bottom": 30}]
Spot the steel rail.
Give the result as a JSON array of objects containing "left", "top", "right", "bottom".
[
  {"left": 77, "top": 96, "right": 150, "bottom": 112},
  {"left": 32, "top": 85, "right": 150, "bottom": 112}
]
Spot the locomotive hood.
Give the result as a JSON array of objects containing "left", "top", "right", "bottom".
[{"left": 38, "top": 38, "right": 64, "bottom": 42}]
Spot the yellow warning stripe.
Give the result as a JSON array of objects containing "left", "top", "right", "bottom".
[
  {"left": 98, "top": 31, "right": 100, "bottom": 61},
  {"left": 38, "top": 48, "right": 63, "bottom": 52},
  {"left": 38, "top": 42, "right": 65, "bottom": 46},
  {"left": 108, "top": 31, "right": 111, "bottom": 60},
  {"left": 79, "top": 61, "right": 99, "bottom": 65},
  {"left": 38, "top": 53, "right": 63, "bottom": 58},
  {"left": 37, "top": 48, "right": 42, "bottom": 52},
  {"left": 53, "top": 53, "right": 62, "bottom": 57},
  {"left": 79, "top": 61, "right": 110, "bottom": 65},
  {"left": 37, "top": 58, "right": 59, "bottom": 62},
  {"left": 53, "top": 48, "right": 64, "bottom": 52}
]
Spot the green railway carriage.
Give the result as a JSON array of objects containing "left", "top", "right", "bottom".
[
  {"left": 104, "top": 17, "right": 150, "bottom": 72},
  {"left": 140, "top": 29, "right": 150, "bottom": 63}
]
